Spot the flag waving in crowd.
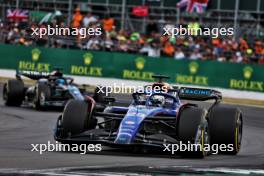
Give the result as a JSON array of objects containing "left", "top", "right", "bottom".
[
  {"left": 132, "top": 5, "right": 149, "bottom": 17},
  {"left": 6, "top": 9, "right": 29, "bottom": 21},
  {"left": 177, "top": 0, "right": 209, "bottom": 14}
]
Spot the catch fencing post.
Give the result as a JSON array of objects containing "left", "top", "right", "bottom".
[
  {"left": 121, "top": 0, "right": 126, "bottom": 30},
  {"left": 16, "top": 0, "right": 19, "bottom": 9},
  {"left": 234, "top": 0, "right": 239, "bottom": 39},
  {"left": 67, "top": 0, "right": 73, "bottom": 26}
]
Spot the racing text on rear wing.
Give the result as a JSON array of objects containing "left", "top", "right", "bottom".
[{"left": 178, "top": 87, "right": 222, "bottom": 101}]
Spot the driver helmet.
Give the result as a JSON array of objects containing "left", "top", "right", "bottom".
[
  {"left": 150, "top": 95, "right": 165, "bottom": 106},
  {"left": 55, "top": 78, "right": 66, "bottom": 85}
]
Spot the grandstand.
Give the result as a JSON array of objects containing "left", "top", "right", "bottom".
[
  {"left": 1, "top": 0, "right": 263, "bottom": 35},
  {"left": 0, "top": 0, "right": 263, "bottom": 64}
]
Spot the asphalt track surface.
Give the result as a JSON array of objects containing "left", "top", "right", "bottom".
[{"left": 0, "top": 84, "right": 264, "bottom": 175}]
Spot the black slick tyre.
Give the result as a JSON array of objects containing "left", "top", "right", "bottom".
[
  {"left": 177, "top": 106, "right": 209, "bottom": 158},
  {"left": 61, "top": 100, "right": 93, "bottom": 138},
  {"left": 3, "top": 79, "right": 24, "bottom": 106},
  {"left": 208, "top": 105, "right": 243, "bottom": 155}
]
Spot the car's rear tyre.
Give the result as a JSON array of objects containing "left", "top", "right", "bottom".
[
  {"left": 34, "top": 83, "right": 51, "bottom": 110},
  {"left": 3, "top": 79, "right": 24, "bottom": 106},
  {"left": 61, "top": 100, "right": 96, "bottom": 138},
  {"left": 177, "top": 106, "right": 209, "bottom": 158},
  {"left": 208, "top": 105, "right": 243, "bottom": 155}
]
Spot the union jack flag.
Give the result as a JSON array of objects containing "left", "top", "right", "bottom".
[
  {"left": 177, "top": 0, "right": 209, "bottom": 13},
  {"left": 6, "top": 9, "right": 29, "bottom": 21}
]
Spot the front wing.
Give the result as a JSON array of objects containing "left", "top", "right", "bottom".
[{"left": 54, "top": 128, "right": 179, "bottom": 149}]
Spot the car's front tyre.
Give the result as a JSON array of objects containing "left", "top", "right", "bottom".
[
  {"left": 60, "top": 99, "right": 96, "bottom": 138},
  {"left": 208, "top": 105, "right": 243, "bottom": 155},
  {"left": 177, "top": 106, "right": 209, "bottom": 158}
]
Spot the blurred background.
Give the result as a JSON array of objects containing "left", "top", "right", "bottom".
[{"left": 0, "top": 0, "right": 263, "bottom": 64}]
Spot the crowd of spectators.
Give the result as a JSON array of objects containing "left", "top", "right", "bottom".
[{"left": 1, "top": 9, "right": 264, "bottom": 65}]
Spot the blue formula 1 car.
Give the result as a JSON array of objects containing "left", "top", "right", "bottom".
[{"left": 54, "top": 75, "right": 243, "bottom": 157}]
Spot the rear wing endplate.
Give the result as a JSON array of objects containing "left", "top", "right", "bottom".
[{"left": 177, "top": 87, "right": 222, "bottom": 101}]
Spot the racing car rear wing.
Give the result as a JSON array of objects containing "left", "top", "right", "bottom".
[
  {"left": 176, "top": 87, "right": 222, "bottom": 101},
  {"left": 152, "top": 74, "right": 170, "bottom": 83},
  {"left": 16, "top": 70, "right": 74, "bottom": 84},
  {"left": 16, "top": 70, "right": 50, "bottom": 80}
]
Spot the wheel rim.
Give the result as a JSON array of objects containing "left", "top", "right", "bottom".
[
  {"left": 195, "top": 125, "right": 209, "bottom": 156},
  {"left": 200, "top": 129, "right": 205, "bottom": 155},
  {"left": 40, "top": 92, "right": 45, "bottom": 105},
  {"left": 201, "top": 127, "right": 209, "bottom": 156}
]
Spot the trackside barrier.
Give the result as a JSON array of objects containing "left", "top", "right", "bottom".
[{"left": 0, "top": 44, "right": 263, "bottom": 92}]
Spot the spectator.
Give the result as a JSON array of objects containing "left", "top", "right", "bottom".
[
  {"left": 188, "top": 19, "right": 200, "bottom": 36},
  {"left": 163, "top": 42, "right": 175, "bottom": 56},
  {"left": 82, "top": 12, "right": 97, "bottom": 27},
  {"left": 72, "top": 7, "right": 83, "bottom": 28},
  {"left": 255, "top": 40, "right": 263, "bottom": 56},
  {"left": 140, "top": 42, "right": 160, "bottom": 57},
  {"left": 174, "top": 48, "right": 185, "bottom": 60},
  {"left": 217, "top": 53, "right": 227, "bottom": 62},
  {"left": 102, "top": 36, "right": 114, "bottom": 51},
  {"left": 239, "top": 38, "right": 249, "bottom": 52},
  {"left": 7, "top": 27, "right": 20, "bottom": 44},
  {"left": 190, "top": 49, "right": 202, "bottom": 60},
  {"left": 85, "top": 36, "right": 100, "bottom": 50},
  {"left": 102, "top": 15, "right": 114, "bottom": 32},
  {"left": 0, "top": 17, "right": 263, "bottom": 65},
  {"left": 235, "top": 51, "right": 243, "bottom": 63},
  {"left": 118, "top": 40, "right": 129, "bottom": 52},
  {"left": 258, "top": 56, "right": 264, "bottom": 64}
]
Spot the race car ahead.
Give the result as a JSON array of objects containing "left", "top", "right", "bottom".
[
  {"left": 54, "top": 75, "right": 243, "bottom": 158},
  {"left": 3, "top": 69, "right": 104, "bottom": 110}
]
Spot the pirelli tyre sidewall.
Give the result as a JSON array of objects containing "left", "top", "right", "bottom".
[
  {"left": 208, "top": 104, "right": 243, "bottom": 155},
  {"left": 3, "top": 79, "right": 24, "bottom": 106},
  {"left": 177, "top": 106, "right": 209, "bottom": 158}
]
